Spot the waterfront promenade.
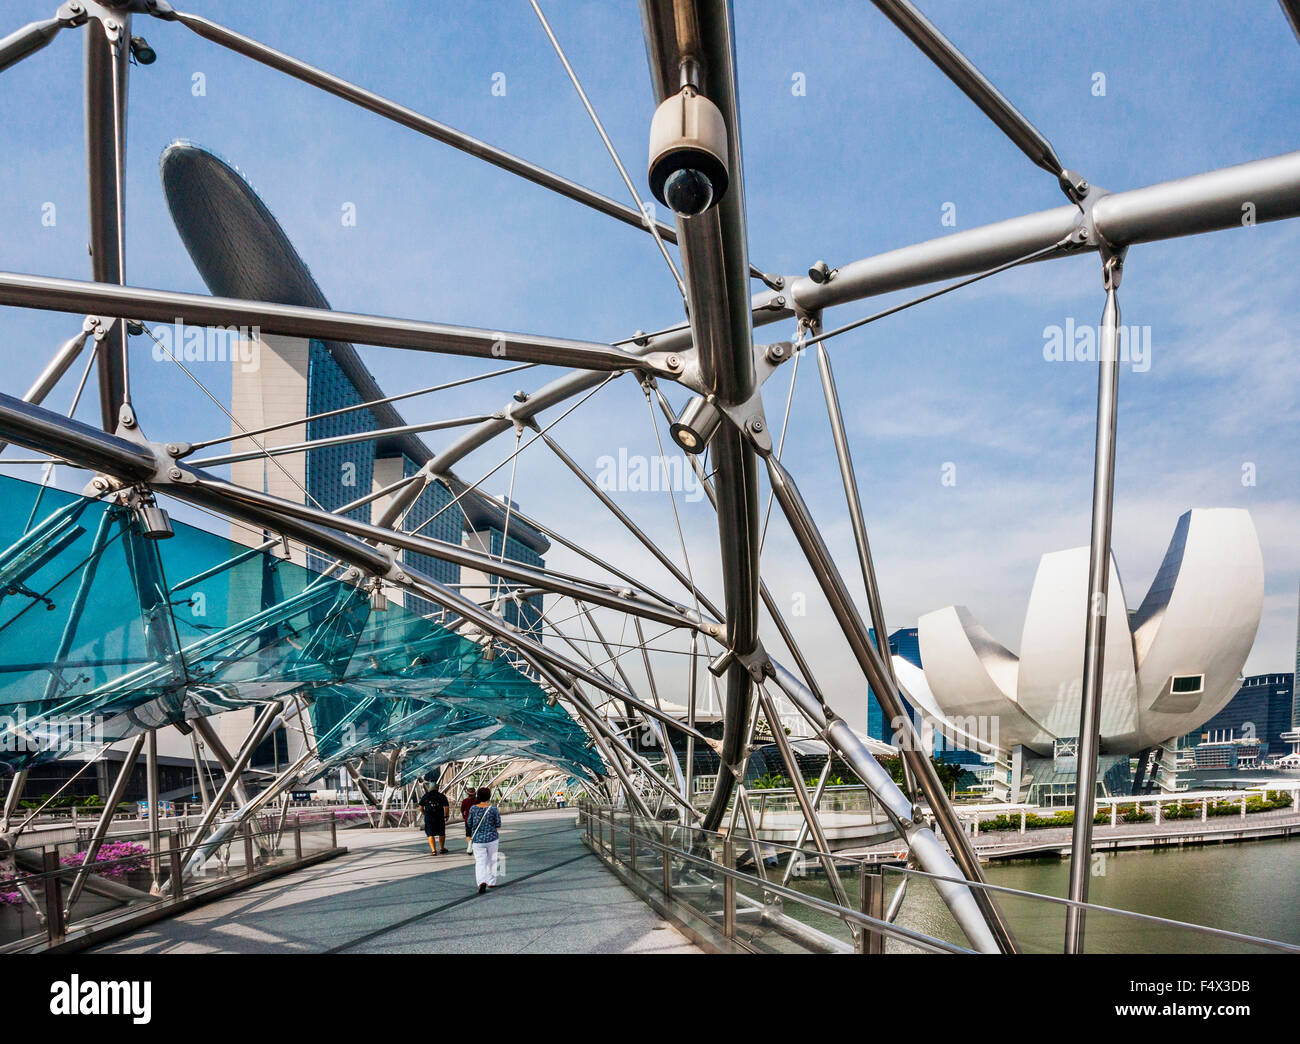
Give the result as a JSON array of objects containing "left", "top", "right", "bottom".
[
  {"left": 971, "top": 804, "right": 1300, "bottom": 860},
  {"left": 92, "top": 810, "right": 700, "bottom": 955}
]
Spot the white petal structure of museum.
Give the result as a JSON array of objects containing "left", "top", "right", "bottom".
[{"left": 917, "top": 509, "right": 1264, "bottom": 757}]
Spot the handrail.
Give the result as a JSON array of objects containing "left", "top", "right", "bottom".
[
  {"left": 582, "top": 805, "right": 970, "bottom": 953},
  {"left": 628, "top": 817, "right": 971, "bottom": 953},
  {"left": 579, "top": 802, "right": 1300, "bottom": 955}
]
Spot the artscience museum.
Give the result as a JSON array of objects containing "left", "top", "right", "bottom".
[{"left": 908, "top": 509, "right": 1264, "bottom": 802}]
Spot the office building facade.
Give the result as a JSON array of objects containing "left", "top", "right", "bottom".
[{"left": 1197, "top": 673, "right": 1295, "bottom": 756}]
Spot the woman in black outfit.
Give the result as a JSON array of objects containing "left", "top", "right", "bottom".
[{"left": 418, "top": 785, "right": 449, "bottom": 855}]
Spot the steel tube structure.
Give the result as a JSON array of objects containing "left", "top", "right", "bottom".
[
  {"left": 63, "top": 730, "right": 146, "bottom": 914},
  {"left": 768, "top": 663, "right": 999, "bottom": 953},
  {"left": 188, "top": 415, "right": 495, "bottom": 469},
  {"left": 155, "top": 5, "right": 685, "bottom": 249},
  {"left": 641, "top": 0, "right": 763, "bottom": 834},
  {"left": 184, "top": 473, "right": 724, "bottom": 641},
  {"left": 3, "top": 3, "right": 1298, "bottom": 958},
  {"left": 868, "top": 0, "right": 1065, "bottom": 178},
  {"left": 0, "top": 271, "right": 656, "bottom": 374},
  {"left": 761, "top": 451, "right": 1016, "bottom": 952},
  {"left": 1063, "top": 262, "right": 1123, "bottom": 953},
  {"left": 814, "top": 340, "right": 898, "bottom": 682},
  {"left": 83, "top": 9, "right": 130, "bottom": 431},
  {"left": 0, "top": 14, "right": 70, "bottom": 74},
  {"left": 426, "top": 149, "right": 1300, "bottom": 492}
]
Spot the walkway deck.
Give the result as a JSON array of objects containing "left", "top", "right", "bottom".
[{"left": 92, "top": 810, "right": 700, "bottom": 955}]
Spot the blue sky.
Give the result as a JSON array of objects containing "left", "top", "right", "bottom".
[{"left": 1, "top": 1, "right": 1297, "bottom": 725}]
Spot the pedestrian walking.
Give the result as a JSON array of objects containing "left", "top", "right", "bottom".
[
  {"left": 418, "top": 785, "right": 449, "bottom": 855},
  {"left": 460, "top": 786, "right": 477, "bottom": 852},
  {"left": 466, "top": 786, "right": 502, "bottom": 895}
]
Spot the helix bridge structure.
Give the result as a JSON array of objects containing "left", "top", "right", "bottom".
[{"left": 2, "top": 0, "right": 1300, "bottom": 954}]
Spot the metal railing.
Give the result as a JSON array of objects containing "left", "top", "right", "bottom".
[
  {"left": 0, "top": 808, "right": 343, "bottom": 953},
  {"left": 578, "top": 802, "right": 1300, "bottom": 955},
  {"left": 578, "top": 803, "right": 967, "bottom": 953}
]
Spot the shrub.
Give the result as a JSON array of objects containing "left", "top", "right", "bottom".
[{"left": 59, "top": 840, "right": 149, "bottom": 879}]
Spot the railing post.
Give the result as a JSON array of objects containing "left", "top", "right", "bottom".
[
  {"left": 629, "top": 814, "right": 638, "bottom": 876},
  {"left": 330, "top": 811, "right": 338, "bottom": 849},
  {"left": 293, "top": 818, "right": 303, "bottom": 859},
  {"left": 722, "top": 839, "right": 736, "bottom": 940},
  {"left": 42, "top": 849, "right": 65, "bottom": 943},
  {"left": 168, "top": 831, "right": 184, "bottom": 900},
  {"left": 662, "top": 823, "right": 672, "bottom": 899},
  {"left": 858, "top": 866, "right": 885, "bottom": 954},
  {"left": 243, "top": 821, "right": 255, "bottom": 876}
]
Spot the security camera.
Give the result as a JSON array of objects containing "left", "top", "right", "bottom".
[
  {"left": 648, "top": 86, "right": 729, "bottom": 217},
  {"left": 807, "top": 260, "right": 835, "bottom": 284}
]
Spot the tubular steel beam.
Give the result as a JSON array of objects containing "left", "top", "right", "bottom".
[
  {"left": 868, "top": 0, "right": 1064, "bottom": 178},
  {"left": 0, "top": 13, "right": 71, "bottom": 75},
  {"left": 186, "top": 472, "right": 723, "bottom": 640},
  {"left": 814, "top": 340, "right": 897, "bottom": 680},
  {"left": 1064, "top": 257, "right": 1123, "bottom": 954},
  {"left": 0, "top": 392, "right": 690, "bottom": 730},
  {"left": 768, "top": 663, "right": 999, "bottom": 953},
  {"left": 641, "top": 0, "right": 762, "bottom": 833},
  {"left": 154, "top": 5, "right": 685, "bottom": 248},
  {"left": 0, "top": 272, "right": 662, "bottom": 374},
  {"left": 0, "top": 319, "right": 101, "bottom": 457},
  {"left": 188, "top": 414, "right": 495, "bottom": 468},
  {"left": 84, "top": 10, "right": 130, "bottom": 431},
  {"left": 424, "top": 150, "right": 1300, "bottom": 490},
  {"left": 538, "top": 431, "right": 724, "bottom": 622},
  {"left": 761, "top": 450, "right": 1016, "bottom": 952}
]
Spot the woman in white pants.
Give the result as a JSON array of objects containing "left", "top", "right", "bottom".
[{"left": 466, "top": 787, "right": 502, "bottom": 894}]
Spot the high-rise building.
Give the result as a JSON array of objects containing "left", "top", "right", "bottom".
[
  {"left": 865, "top": 626, "right": 981, "bottom": 767},
  {"left": 1198, "top": 673, "right": 1295, "bottom": 756},
  {"left": 160, "top": 141, "right": 548, "bottom": 763},
  {"left": 865, "top": 627, "right": 919, "bottom": 744},
  {"left": 1293, "top": 580, "right": 1299, "bottom": 727}
]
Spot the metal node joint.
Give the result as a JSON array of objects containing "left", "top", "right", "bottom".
[
  {"left": 708, "top": 640, "right": 771, "bottom": 682},
  {"left": 1059, "top": 167, "right": 1092, "bottom": 206},
  {"left": 1069, "top": 178, "right": 1124, "bottom": 256},
  {"left": 1101, "top": 250, "right": 1126, "bottom": 291},
  {"left": 55, "top": 2, "right": 91, "bottom": 29}
]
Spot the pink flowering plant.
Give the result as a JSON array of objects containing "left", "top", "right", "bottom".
[{"left": 58, "top": 840, "right": 150, "bottom": 879}]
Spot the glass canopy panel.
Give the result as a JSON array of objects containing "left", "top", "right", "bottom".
[{"left": 0, "top": 474, "right": 602, "bottom": 780}]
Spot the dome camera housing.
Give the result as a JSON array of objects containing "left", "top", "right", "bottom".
[{"left": 648, "top": 87, "right": 730, "bottom": 217}]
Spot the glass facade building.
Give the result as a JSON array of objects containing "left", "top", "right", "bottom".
[
  {"left": 298, "top": 341, "right": 547, "bottom": 622},
  {"left": 865, "top": 627, "right": 979, "bottom": 764},
  {"left": 1198, "top": 673, "right": 1295, "bottom": 755}
]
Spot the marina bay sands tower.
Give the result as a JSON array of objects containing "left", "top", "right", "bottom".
[{"left": 159, "top": 141, "right": 547, "bottom": 764}]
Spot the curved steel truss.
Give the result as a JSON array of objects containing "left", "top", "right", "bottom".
[{"left": 2, "top": 0, "right": 1299, "bottom": 953}]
